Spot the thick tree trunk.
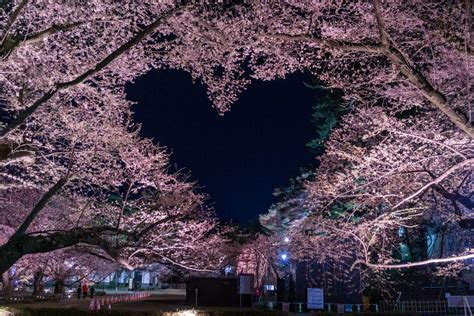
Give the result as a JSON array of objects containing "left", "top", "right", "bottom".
[
  {"left": 1, "top": 271, "right": 12, "bottom": 295},
  {"left": 32, "top": 270, "right": 44, "bottom": 296},
  {"left": 0, "top": 226, "right": 134, "bottom": 275},
  {"left": 54, "top": 277, "right": 65, "bottom": 295}
]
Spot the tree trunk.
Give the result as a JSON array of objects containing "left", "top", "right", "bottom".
[
  {"left": 1, "top": 271, "right": 12, "bottom": 295},
  {"left": 54, "top": 277, "right": 65, "bottom": 295},
  {"left": 32, "top": 270, "right": 44, "bottom": 296},
  {"left": 0, "top": 226, "right": 132, "bottom": 275}
]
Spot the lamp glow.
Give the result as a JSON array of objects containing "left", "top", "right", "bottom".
[
  {"left": 224, "top": 265, "right": 233, "bottom": 274},
  {"left": 174, "top": 310, "right": 198, "bottom": 316}
]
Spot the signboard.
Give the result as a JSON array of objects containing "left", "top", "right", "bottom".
[
  {"left": 337, "top": 304, "right": 345, "bottom": 313},
  {"left": 142, "top": 272, "right": 150, "bottom": 284},
  {"left": 307, "top": 288, "right": 324, "bottom": 309},
  {"left": 238, "top": 274, "right": 254, "bottom": 294}
]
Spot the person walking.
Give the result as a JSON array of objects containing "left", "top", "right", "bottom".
[
  {"left": 81, "top": 282, "right": 88, "bottom": 299},
  {"left": 89, "top": 285, "right": 95, "bottom": 299},
  {"left": 77, "top": 285, "right": 81, "bottom": 300}
]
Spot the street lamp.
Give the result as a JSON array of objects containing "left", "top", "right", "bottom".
[
  {"left": 224, "top": 265, "right": 233, "bottom": 276},
  {"left": 284, "top": 237, "right": 290, "bottom": 243}
]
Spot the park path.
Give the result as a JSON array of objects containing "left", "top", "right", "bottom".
[{"left": 2, "top": 289, "right": 186, "bottom": 313}]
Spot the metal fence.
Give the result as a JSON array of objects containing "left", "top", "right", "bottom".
[
  {"left": 265, "top": 299, "right": 473, "bottom": 314},
  {"left": 381, "top": 299, "right": 473, "bottom": 315},
  {"left": 266, "top": 301, "right": 380, "bottom": 313}
]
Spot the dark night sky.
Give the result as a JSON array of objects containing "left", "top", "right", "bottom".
[{"left": 127, "top": 69, "right": 318, "bottom": 225}]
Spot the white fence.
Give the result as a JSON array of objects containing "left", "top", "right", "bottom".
[{"left": 380, "top": 297, "right": 474, "bottom": 315}]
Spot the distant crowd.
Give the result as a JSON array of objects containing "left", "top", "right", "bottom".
[{"left": 77, "top": 282, "right": 95, "bottom": 299}]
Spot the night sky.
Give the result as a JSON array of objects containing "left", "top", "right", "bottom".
[{"left": 127, "top": 70, "right": 318, "bottom": 225}]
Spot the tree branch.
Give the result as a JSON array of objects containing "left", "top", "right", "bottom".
[
  {"left": 150, "top": 249, "right": 219, "bottom": 273},
  {"left": 371, "top": 0, "right": 389, "bottom": 47},
  {"left": 371, "top": 0, "right": 474, "bottom": 138},
  {"left": 11, "top": 176, "right": 68, "bottom": 238},
  {"left": 390, "top": 130, "right": 467, "bottom": 159},
  {"left": 270, "top": 33, "right": 382, "bottom": 53},
  {"left": 0, "top": 0, "right": 28, "bottom": 43},
  {"left": 363, "top": 252, "right": 474, "bottom": 270},
  {"left": 0, "top": 5, "right": 184, "bottom": 138},
  {"left": 273, "top": 3, "right": 474, "bottom": 138},
  {"left": 385, "top": 46, "right": 473, "bottom": 138},
  {"left": 0, "top": 142, "right": 35, "bottom": 163},
  {"left": 0, "top": 226, "right": 137, "bottom": 275},
  {"left": 392, "top": 158, "right": 474, "bottom": 209},
  {"left": 0, "top": 21, "right": 85, "bottom": 57}
]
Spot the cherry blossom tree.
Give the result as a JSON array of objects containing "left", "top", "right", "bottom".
[
  {"left": 1, "top": 0, "right": 471, "bottom": 284},
  {"left": 236, "top": 234, "right": 283, "bottom": 290},
  {"left": 1, "top": 1, "right": 471, "bottom": 137},
  {"left": 259, "top": 104, "right": 472, "bottom": 294},
  {"left": 13, "top": 248, "right": 118, "bottom": 295},
  {"left": 207, "top": 0, "right": 472, "bottom": 276},
  {"left": 301, "top": 106, "right": 472, "bottom": 267},
  {"left": 0, "top": 2, "right": 235, "bottom": 276},
  {"left": 0, "top": 177, "right": 228, "bottom": 276}
]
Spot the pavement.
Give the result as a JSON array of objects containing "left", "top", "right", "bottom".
[{"left": 0, "top": 290, "right": 187, "bottom": 313}]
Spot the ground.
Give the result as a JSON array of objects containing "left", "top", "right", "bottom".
[
  {"left": 1, "top": 289, "right": 187, "bottom": 315},
  {"left": 0, "top": 289, "right": 285, "bottom": 316}
]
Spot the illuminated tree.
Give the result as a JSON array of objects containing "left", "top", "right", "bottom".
[
  {"left": 0, "top": 1, "right": 232, "bottom": 275},
  {"left": 0, "top": 180, "right": 228, "bottom": 276},
  {"left": 1, "top": 0, "right": 471, "bottom": 281},
  {"left": 1, "top": 1, "right": 471, "bottom": 138},
  {"left": 15, "top": 249, "right": 118, "bottom": 295},
  {"left": 302, "top": 106, "right": 472, "bottom": 263},
  {"left": 236, "top": 234, "right": 283, "bottom": 290}
]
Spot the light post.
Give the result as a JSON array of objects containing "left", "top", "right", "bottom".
[{"left": 279, "top": 235, "right": 296, "bottom": 307}]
